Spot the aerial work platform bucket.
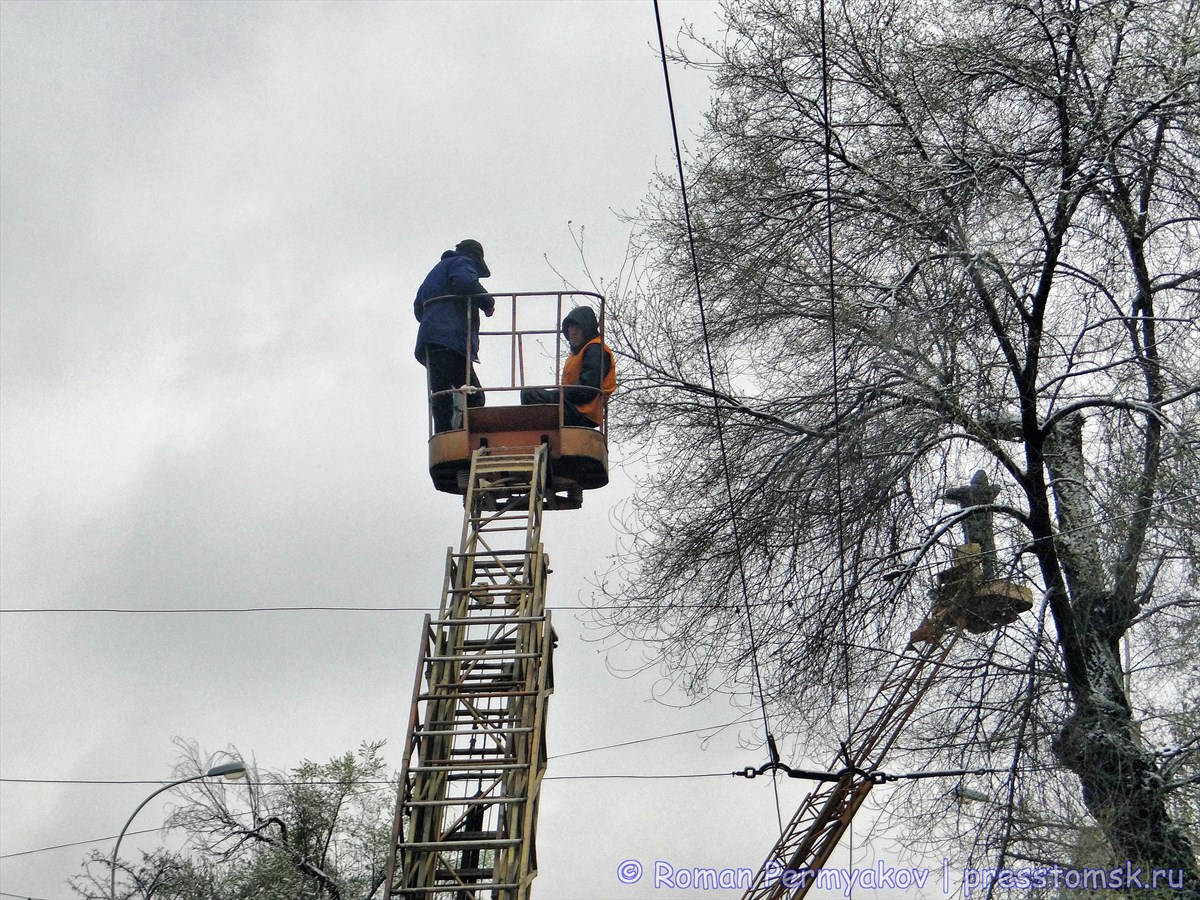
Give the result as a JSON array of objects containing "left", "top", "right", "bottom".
[{"left": 423, "top": 291, "right": 611, "bottom": 509}]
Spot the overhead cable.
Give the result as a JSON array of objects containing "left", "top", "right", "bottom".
[{"left": 652, "top": 0, "right": 784, "bottom": 834}]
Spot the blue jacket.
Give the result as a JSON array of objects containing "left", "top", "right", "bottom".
[{"left": 413, "top": 251, "right": 495, "bottom": 361}]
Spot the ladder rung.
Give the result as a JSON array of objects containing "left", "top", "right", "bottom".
[
  {"left": 400, "top": 839, "right": 520, "bottom": 850},
  {"left": 404, "top": 797, "right": 527, "bottom": 807},
  {"left": 432, "top": 614, "right": 530, "bottom": 628},
  {"left": 447, "top": 583, "right": 532, "bottom": 592},
  {"left": 445, "top": 595, "right": 531, "bottom": 605},
  {"left": 452, "top": 661, "right": 529, "bottom": 670},
  {"left": 424, "top": 671, "right": 532, "bottom": 682},
  {"left": 428, "top": 711, "right": 523, "bottom": 722},
  {"left": 424, "top": 724, "right": 523, "bottom": 734},
  {"left": 456, "top": 564, "right": 532, "bottom": 571},
  {"left": 418, "top": 691, "right": 537, "bottom": 702},
  {"left": 449, "top": 591, "right": 529, "bottom": 599},
  {"left": 447, "top": 680, "right": 527, "bottom": 690},
  {"left": 455, "top": 552, "right": 535, "bottom": 561},
  {"left": 413, "top": 761, "right": 523, "bottom": 771},
  {"left": 427, "top": 654, "right": 537, "bottom": 663},
  {"left": 434, "top": 868, "right": 495, "bottom": 880},
  {"left": 396, "top": 882, "right": 521, "bottom": 894},
  {"left": 437, "top": 830, "right": 502, "bottom": 841},
  {"left": 448, "top": 747, "right": 518, "bottom": 756},
  {"left": 418, "top": 730, "right": 533, "bottom": 740},
  {"left": 431, "top": 616, "right": 544, "bottom": 625}
]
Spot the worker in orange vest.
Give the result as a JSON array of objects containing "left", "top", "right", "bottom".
[{"left": 521, "top": 305, "right": 615, "bottom": 427}]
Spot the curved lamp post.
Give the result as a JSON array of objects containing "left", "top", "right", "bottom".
[{"left": 110, "top": 760, "right": 246, "bottom": 899}]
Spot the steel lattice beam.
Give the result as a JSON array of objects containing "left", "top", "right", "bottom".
[{"left": 386, "top": 446, "right": 555, "bottom": 900}]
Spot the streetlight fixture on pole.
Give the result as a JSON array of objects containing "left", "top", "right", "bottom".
[{"left": 110, "top": 760, "right": 247, "bottom": 900}]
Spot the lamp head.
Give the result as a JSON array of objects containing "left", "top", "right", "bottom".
[
  {"left": 205, "top": 761, "right": 247, "bottom": 780},
  {"left": 952, "top": 784, "right": 991, "bottom": 804}
]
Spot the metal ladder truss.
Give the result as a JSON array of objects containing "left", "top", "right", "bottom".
[
  {"left": 387, "top": 446, "right": 556, "bottom": 900},
  {"left": 742, "top": 630, "right": 961, "bottom": 900}
]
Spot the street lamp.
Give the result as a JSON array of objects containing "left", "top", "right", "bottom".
[
  {"left": 951, "top": 783, "right": 992, "bottom": 804},
  {"left": 110, "top": 760, "right": 247, "bottom": 899}
]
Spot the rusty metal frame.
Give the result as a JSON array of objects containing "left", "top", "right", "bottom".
[
  {"left": 741, "top": 631, "right": 962, "bottom": 900},
  {"left": 386, "top": 446, "right": 555, "bottom": 900}
]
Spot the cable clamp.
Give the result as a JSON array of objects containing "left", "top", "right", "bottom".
[{"left": 734, "top": 760, "right": 844, "bottom": 782}]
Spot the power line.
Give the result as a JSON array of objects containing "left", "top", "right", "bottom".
[
  {"left": 0, "top": 604, "right": 438, "bottom": 615},
  {"left": 0, "top": 827, "right": 160, "bottom": 860},
  {"left": 0, "top": 774, "right": 729, "bottom": 862},
  {"left": 0, "top": 773, "right": 689, "bottom": 787},
  {"left": 0, "top": 715, "right": 757, "bottom": 788},
  {"left": 4, "top": 492, "right": 1193, "bottom": 618},
  {"left": 0, "top": 605, "right": 438, "bottom": 614},
  {"left": 812, "top": 0, "right": 860, "bottom": 867},
  {"left": 7, "top": 760, "right": 1088, "bottom": 791},
  {"left": 545, "top": 772, "right": 728, "bottom": 781},
  {"left": 4, "top": 754, "right": 1091, "bottom": 861},
  {"left": 0, "top": 602, "right": 733, "bottom": 615},
  {"left": 652, "top": 0, "right": 784, "bottom": 836},
  {"left": 551, "top": 714, "right": 756, "bottom": 759}
]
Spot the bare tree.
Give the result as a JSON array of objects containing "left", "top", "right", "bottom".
[{"left": 600, "top": 0, "right": 1199, "bottom": 886}]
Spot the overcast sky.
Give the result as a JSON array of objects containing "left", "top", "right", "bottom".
[{"left": 0, "top": 3, "right": 920, "bottom": 899}]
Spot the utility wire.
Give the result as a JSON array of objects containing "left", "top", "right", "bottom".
[
  {"left": 4, "top": 491, "right": 1194, "bottom": 617},
  {"left": 0, "top": 828, "right": 160, "bottom": 860},
  {"left": 10, "top": 725, "right": 1159, "bottom": 864},
  {"left": 0, "top": 714, "right": 766, "bottom": 862},
  {"left": 0, "top": 602, "right": 763, "bottom": 614},
  {"left": 652, "top": 0, "right": 784, "bottom": 834},
  {"left": 550, "top": 714, "right": 756, "bottom": 759},
  {"left": 546, "top": 772, "right": 729, "bottom": 781},
  {"left": 6, "top": 754, "right": 1100, "bottom": 792},
  {"left": 0, "top": 715, "right": 757, "bottom": 787},
  {"left": 4, "top": 753, "right": 1094, "bottom": 862},
  {"left": 0, "top": 773, "right": 730, "bottom": 790},
  {"left": 0, "top": 602, "right": 806, "bottom": 619},
  {"left": 812, "top": 0, "right": 862, "bottom": 877},
  {"left": 0, "top": 773, "right": 732, "bottom": 862}
]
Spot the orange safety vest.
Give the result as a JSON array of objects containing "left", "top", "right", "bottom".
[{"left": 561, "top": 336, "right": 616, "bottom": 424}]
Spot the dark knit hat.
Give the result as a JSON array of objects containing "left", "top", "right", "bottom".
[{"left": 454, "top": 239, "right": 490, "bottom": 277}]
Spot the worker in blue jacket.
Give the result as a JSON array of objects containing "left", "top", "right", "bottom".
[{"left": 414, "top": 239, "right": 495, "bottom": 432}]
